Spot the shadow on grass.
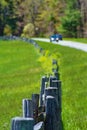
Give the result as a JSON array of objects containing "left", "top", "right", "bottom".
[{"left": 61, "top": 120, "right": 65, "bottom": 130}]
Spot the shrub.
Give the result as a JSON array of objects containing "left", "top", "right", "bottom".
[
  {"left": 4, "top": 24, "right": 12, "bottom": 36},
  {"left": 22, "top": 23, "right": 35, "bottom": 38}
]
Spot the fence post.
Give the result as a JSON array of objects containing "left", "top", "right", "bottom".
[
  {"left": 40, "top": 76, "right": 48, "bottom": 106},
  {"left": 45, "top": 87, "right": 59, "bottom": 106},
  {"left": 54, "top": 70, "right": 60, "bottom": 80},
  {"left": 11, "top": 117, "right": 34, "bottom": 130},
  {"left": 49, "top": 76, "right": 57, "bottom": 87},
  {"left": 45, "top": 86, "right": 62, "bottom": 130},
  {"left": 32, "top": 94, "right": 39, "bottom": 123},
  {"left": 52, "top": 59, "right": 60, "bottom": 80},
  {"left": 45, "top": 96, "right": 59, "bottom": 130},
  {"left": 52, "top": 80, "right": 62, "bottom": 111},
  {"left": 22, "top": 99, "right": 33, "bottom": 118}
]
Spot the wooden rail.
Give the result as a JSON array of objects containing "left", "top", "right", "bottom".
[{"left": 10, "top": 59, "right": 62, "bottom": 130}]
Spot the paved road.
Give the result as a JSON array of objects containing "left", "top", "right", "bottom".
[{"left": 33, "top": 38, "right": 87, "bottom": 52}]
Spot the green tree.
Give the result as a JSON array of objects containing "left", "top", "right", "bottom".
[
  {"left": 35, "top": 0, "right": 64, "bottom": 36},
  {"left": 16, "top": 0, "right": 42, "bottom": 36},
  {"left": 6, "top": 0, "right": 17, "bottom": 35},
  {"left": 0, "top": 1, "right": 7, "bottom": 35},
  {"left": 0, "top": 0, "right": 20, "bottom": 36},
  {"left": 0, "top": 0, "right": 84, "bottom": 37},
  {"left": 60, "top": 0, "right": 82, "bottom": 37}
]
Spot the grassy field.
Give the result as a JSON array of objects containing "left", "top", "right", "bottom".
[
  {"left": 64, "top": 38, "right": 87, "bottom": 44},
  {"left": 0, "top": 39, "right": 87, "bottom": 130},
  {"left": 37, "top": 41, "right": 87, "bottom": 130},
  {"left": 0, "top": 40, "right": 44, "bottom": 130}
]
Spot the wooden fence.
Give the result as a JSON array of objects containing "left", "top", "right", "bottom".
[
  {"left": 11, "top": 59, "right": 62, "bottom": 130},
  {"left": 0, "top": 36, "right": 62, "bottom": 130}
]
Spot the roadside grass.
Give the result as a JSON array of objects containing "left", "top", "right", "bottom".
[
  {"left": 64, "top": 38, "right": 87, "bottom": 44},
  {"left": 37, "top": 41, "right": 87, "bottom": 130},
  {"left": 0, "top": 39, "right": 87, "bottom": 130},
  {"left": 0, "top": 40, "right": 44, "bottom": 130}
]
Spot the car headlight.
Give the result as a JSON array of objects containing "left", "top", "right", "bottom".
[
  {"left": 56, "top": 38, "right": 59, "bottom": 40},
  {"left": 51, "top": 37, "right": 54, "bottom": 40}
]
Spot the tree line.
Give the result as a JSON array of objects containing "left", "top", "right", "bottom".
[{"left": 0, "top": 0, "right": 86, "bottom": 38}]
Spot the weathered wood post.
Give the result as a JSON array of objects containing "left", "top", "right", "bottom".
[
  {"left": 54, "top": 70, "right": 60, "bottom": 80},
  {"left": 52, "top": 59, "right": 60, "bottom": 80},
  {"left": 45, "top": 87, "right": 59, "bottom": 106},
  {"left": 52, "top": 80, "right": 62, "bottom": 111},
  {"left": 32, "top": 94, "right": 39, "bottom": 123},
  {"left": 52, "top": 79, "right": 62, "bottom": 130},
  {"left": 45, "top": 96, "right": 59, "bottom": 130},
  {"left": 11, "top": 117, "right": 34, "bottom": 130},
  {"left": 45, "top": 85, "right": 62, "bottom": 129},
  {"left": 40, "top": 76, "right": 48, "bottom": 106},
  {"left": 49, "top": 76, "right": 57, "bottom": 87},
  {"left": 22, "top": 99, "right": 33, "bottom": 118}
]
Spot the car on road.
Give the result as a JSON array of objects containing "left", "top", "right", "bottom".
[{"left": 50, "top": 34, "right": 63, "bottom": 42}]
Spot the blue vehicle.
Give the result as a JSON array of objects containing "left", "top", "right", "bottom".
[{"left": 50, "top": 34, "right": 63, "bottom": 42}]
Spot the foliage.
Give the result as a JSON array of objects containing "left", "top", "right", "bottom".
[
  {"left": 38, "top": 49, "right": 60, "bottom": 74},
  {"left": 4, "top": 24, "right": 12, "bottom": 35},
  {"left": 36, "top": 0, "right": 63, "bottom": 36},
  {"left": 0, "top": 0, "right": 7, "bottom": 6},
  {"left": 0, "top": 0, "right": 19, "bottom": 35},
  {"left": 59, "top": 0, "right": 82, "bottom": 37},
  {"left": 61, "top": 10, "right": 81, "bottom": 37},
  {"left": 22, "top": 23, "right": 35, "bottom": 38},
  {"left": 0, "top": 0, "right": 87, "bottom": 37}
]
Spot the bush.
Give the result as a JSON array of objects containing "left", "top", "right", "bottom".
[
  {"left": 22, "top": 23, "right": 35, "bottom": 38},
  {"left": 4, "top": 25, "right": 12, "bottom": 36}
]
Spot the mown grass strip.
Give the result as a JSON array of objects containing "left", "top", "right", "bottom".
[{"left": 64, "top": 38, "right": 87, "bottom": 44}]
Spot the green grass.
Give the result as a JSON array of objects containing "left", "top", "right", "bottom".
[
  {"left": 0, "top": 40, "right": 44, "bottom": 130},
  {"left": 0, "top": 39, "right": 87, "bottom": 130},
  {"left": 64, "top": 38, "right": 87, "bottom": 44},
  {"left": 37, "top": 41, "right": 87, "bottom": 130}
]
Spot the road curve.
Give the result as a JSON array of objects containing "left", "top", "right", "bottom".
[{"left": 33, "top": 38, "right": 87, "bottom": 52}]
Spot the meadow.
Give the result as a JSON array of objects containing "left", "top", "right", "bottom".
[
  {"left": 0, "top": 39, "right": 87, "bottom": 130},
  {"left": 0, "top": 40, "right": 44, "bottom": 130}
]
